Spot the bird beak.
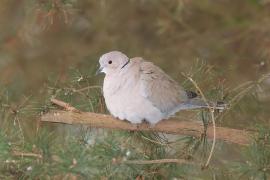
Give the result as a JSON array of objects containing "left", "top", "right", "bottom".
[{"left": 95, "top": 66, "right": 103, "bottom": 75}]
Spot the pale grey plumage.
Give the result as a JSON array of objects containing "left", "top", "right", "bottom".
[
  {"left": 139, "top": 59, "right": 188, "bottom": 114},
  {"left": 98, "top": 51, "right": 224, "bottom": 125}
]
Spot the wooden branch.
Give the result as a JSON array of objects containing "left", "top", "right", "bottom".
[{"left": 41, "top": 102, "right": 254, "bottom": 145}]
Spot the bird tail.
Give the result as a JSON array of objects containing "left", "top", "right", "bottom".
[{"left": 178, "top": 98, "right": 228, "bottom": 111}]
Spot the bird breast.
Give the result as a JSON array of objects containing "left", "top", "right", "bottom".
[{"left": 102, "top": 70, "right": 164, "bottom": 124}]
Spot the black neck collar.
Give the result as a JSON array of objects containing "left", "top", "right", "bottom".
[{"left": 121, "top": 59, "right": 130, "bottom": 69}]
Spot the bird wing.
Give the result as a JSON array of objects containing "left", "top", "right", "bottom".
[{"left": 138, "top": 58, "right": 188, "bottom": 113}]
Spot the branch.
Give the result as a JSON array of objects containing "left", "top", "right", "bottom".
[
  {"left": 41, "top": 99, "right": 254, "bottom": 145},
  {"left": 50, "top": 98, "right": 80, "bottom": 112},
  {"left": 123, "top": 159, "right": 193, "bottom": 165},
  {"left": 12, "top": 150, "right": 43, "bottom": 159}
]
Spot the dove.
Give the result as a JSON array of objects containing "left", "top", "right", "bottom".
[{"left": 97, "top": 51, "right": 225, "bottom": 125}]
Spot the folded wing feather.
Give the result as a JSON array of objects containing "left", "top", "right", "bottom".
[{"left": 138, "top": 58, "right": 188, "bottom": 113}]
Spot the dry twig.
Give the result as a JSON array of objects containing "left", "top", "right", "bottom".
[
  {"left": 12, "top": 150, "right": 43, "bottom": 159},
  {"left": 123, "top": 159, "right": 193, "bottom": 165},
  {"left": 183, "top": 75, "right": 216, "bottom": 168},
  {"left": 51, "top": 98, "right": 80, "bottom": 112}
]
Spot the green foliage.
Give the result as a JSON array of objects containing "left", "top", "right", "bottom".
[
  {"left": 231, "top": 127, "right": 270, "bottom": 179},
  {"left": 0, "top": 132, "right": 11, "bottom": 165},
  {"left": 0, "top": 56, "right": 268, "bottom": 179},
  {"left": 0, "top": 61, "right": 269, "bottom": 179}
]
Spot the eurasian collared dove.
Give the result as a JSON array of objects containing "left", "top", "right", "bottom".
[{"left": 97, "top": 51, "right": 225, "bottom": 125}]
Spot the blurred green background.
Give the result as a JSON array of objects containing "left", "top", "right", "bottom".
[{"left": 1, "top": 0, "right": 269, "bottom": 88}]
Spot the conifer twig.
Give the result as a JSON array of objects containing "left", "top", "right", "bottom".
[
  {"left": 72, "top": 86, "right": 102, "bottom": 93},
  {"left": 41, "top": 99, "right": 254, "bottom": 145},
  {"left": 205, "top": 109, "right": 215, "bottom": 168},
  {"left": 183, "top": 75, "right": 216, "bottom": 168},
  {"left": 12, "top": 150, "right": 43, "bottom": 159},
  {"left": 51, "top": 98, "right": 80, "bottom": 112},
  {"left": 123, "top": 159, "right": 193, "bottom": 165}
]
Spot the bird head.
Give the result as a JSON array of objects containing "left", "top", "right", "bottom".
[{"left": 97, "top": 51, "right": 130, "bottom": 75}]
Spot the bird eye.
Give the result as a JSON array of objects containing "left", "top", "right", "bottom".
[{"left": 108, "top": 60, "right": 112, "bottom": 64}]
